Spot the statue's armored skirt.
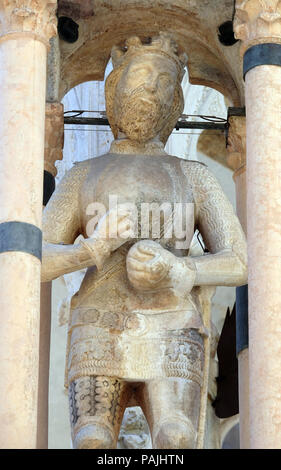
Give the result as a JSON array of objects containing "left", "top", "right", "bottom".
[{"left": 65, "top": 247, "right": 206, "bottom": 388}]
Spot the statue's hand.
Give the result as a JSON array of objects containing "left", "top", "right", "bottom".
[
  {"left": 127, "top": 240, "right": 196, "bottom": 294},
  {"left": 80, "top": 208, "right": 135, "bottom": 269},
  {"left": 94, "top": 207, "right": 135, "bottom": 251},
  {"left": 126, "top": 240, "right": 172, "bottom": 291}
]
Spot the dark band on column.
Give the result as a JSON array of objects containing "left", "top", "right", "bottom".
[
  {"left": 236, "top": 284, "right": 249, "bottom": 356},
  {"left": 0, "top": 221, "right": 42, "bottom": 261},
  {"left": 243, "top": 43, "right": 281, "bottom": 79},
  {"left": 43, "top": 170, "right": 56, "bottom": 206}
]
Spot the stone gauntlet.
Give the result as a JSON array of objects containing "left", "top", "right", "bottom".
[
  {"left": 78, "top": 234, "right": 112, "bottom": 271},
  {"left": 78, "top": 208, "right": 135, "bottom": 270},
  {"left": 126, "top": 240, "right": 196, "bottom": 295}
]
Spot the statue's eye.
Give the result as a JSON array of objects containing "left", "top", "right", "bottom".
[{"left": 158, "top": 75, "right": 173, "bottom": 88}]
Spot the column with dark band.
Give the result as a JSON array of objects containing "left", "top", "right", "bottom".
[
  {"left": 234, "top": 0, "right": 281, "bottom": 449},
  {"left": 0, "top": 2, "right": 57, "bottom": 449}
]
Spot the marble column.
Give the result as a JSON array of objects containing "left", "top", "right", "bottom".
[
  {"left": 0, "top": 1, "right": 57, "bottom": 448},
  {"left": 37, "top": 102, "right": 64, "bottom": 449},
  {"left": 227, "top": 115, "right": 249, "bottom": 449},
  {"left": 234, "top": 0, "right": 281, "bottom": 449}
]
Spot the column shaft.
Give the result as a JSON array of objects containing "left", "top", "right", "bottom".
[
  {"left": 246, "top": 65, "right": 281, "bottom": 448},
  {"left": 0, "top": 37, "right": 47, "bottom": 449},
  {"left": 234, "top": 0, "right": 281, "bottom": 450}
]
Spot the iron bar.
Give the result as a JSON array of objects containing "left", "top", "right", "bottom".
[{"left": 64, "top": 115, "right": 227, "bottom": 131}]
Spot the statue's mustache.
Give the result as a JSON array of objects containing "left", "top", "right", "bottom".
[{"left": 122, "top": 84, "right": 164, "bottom": 108}]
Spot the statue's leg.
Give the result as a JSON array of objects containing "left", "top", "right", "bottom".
[
  {"left": 69, "top": 375, "right": 131, "bottom": 449},
  {"left": 138, "top": 377, "right": 201, "bottom": 449}
]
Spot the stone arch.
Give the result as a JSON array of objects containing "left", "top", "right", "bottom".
[{"left": 57, "top": 1, "right": 244, "bottom": 105}]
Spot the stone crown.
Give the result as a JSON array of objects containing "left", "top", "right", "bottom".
[{"left": 111, "top": 32, "right": 188, "bottom": 80}]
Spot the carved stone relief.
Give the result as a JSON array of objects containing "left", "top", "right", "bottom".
[
  {"left": 0, "top": 1, "right": 57, "bottom": 46},
  {"left": 234, "top": 0, "right": 281, "bottom": 51}
]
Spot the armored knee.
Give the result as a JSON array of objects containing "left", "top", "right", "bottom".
[
  {"left": 73, "top": 423, "right": 115, "bottom": 449},
  {"left": 154, "top": 419, "right": 197, "bottom": 449}
]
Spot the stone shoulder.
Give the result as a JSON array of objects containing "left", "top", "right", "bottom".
[
  {"left": 72, "top": 157, "right": 95, "bottom": 172},
  {"left": 63, "top": 158, "right": 94, "bottom": 185},
  {"left": 179, "top": 159, "right": 206, "bottom": 167},
  {"left": 179, "top": 159, "right": 220, "bottom": 193}
]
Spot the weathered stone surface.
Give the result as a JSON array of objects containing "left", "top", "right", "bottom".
[
  {"left": 44, "top": 102, "right": 64, "bottom": 177},
  {"left": 57, "top": 0, "right": 244, "bottom": 106},
  {"left": 58, "top": 0, "right": 94, "bottom": 19},
  {"left": 0, "top": 0, "right": 57, "bottom": 449},
  {"left": 197, "top": 131, "right": 228, "bottom": 168},
  {"left": 0, "top": 1, "right": 57, "bottom": 46},
  {"left": 234, "top": 0, "right": 281, "bottom": 449},
  {"left": 42, "top": 34, "right": 247, "bottom": 449},
  {"left": 234, "top": 0, "right": 281, "bottom": 53}
]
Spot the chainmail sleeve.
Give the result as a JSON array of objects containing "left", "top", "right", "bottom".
[
  {"left": 43, "top": 161, "right": 90, "bottom": 245},
  {"left": 181, "top": 161, "right": 247, "bottom": 268}
]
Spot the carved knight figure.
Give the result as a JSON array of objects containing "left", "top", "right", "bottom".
[{"left": 42, "top": 33, "right": 247, "bottom": 449}]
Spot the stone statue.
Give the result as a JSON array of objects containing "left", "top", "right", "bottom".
[{"left": 42, "top": 32, "right": 247, "bottom": 449}]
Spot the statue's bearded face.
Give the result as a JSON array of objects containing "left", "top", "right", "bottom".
[{"left": 114, "top": 53, "right": 178, "bottom": 142}]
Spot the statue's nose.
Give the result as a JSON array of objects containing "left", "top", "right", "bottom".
[{"left": 144, "top": 75, "right": 158, "bottom": 93}]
